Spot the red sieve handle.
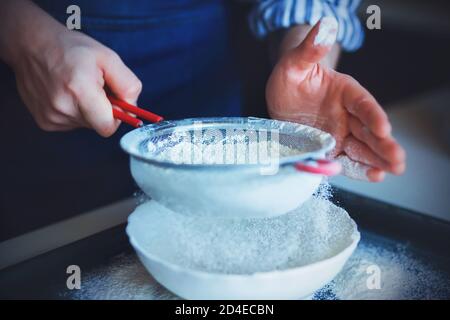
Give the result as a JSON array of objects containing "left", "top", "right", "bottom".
[{"left": 295, "top": 159, "right": 341, "bottom": 176}]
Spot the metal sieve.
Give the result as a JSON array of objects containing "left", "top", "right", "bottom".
[{"left": 120, "top": 117, "right": 340, "bottom": 218}]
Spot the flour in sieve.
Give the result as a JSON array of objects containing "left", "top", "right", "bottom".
[{"left": 144, "top": 132, "right": 303, "bottom": 165}]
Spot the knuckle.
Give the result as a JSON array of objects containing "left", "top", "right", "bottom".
[
  {"left": 49, "top": 95, "right": 62, "bottom": 110},
  {"left": 342, "top": 74, "right": 357, "bottom": 85},
  {"left": 64, "top": 46, "right": 95, "bottom": 63},
  {"left": 104, "top": 48, "right": 121, "bottom": 63},
  {"left": 66, "top": 73, "right": 88, "bottom": 98},
  {"left": 383, "top": 140, "right": 398, "bottom": 157},
  {"left": 50, "top": 95, "right": 67, "bottom": 113},
  {"left": 356, "top": 98, "right": 372, "bottom": 115},
  {"left": 134, "top": 79, "right": 143, "bottom": 92},
  {"left": 52, "top": 95, "right": 76, "bottom": 118},
  {"left": 127, "top": 78, "right": 142, "bottom": 96}
]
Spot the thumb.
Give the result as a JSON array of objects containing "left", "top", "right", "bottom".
[
  {"left": 292, "top": 16, "right": 338, "bottom": 64},
  {"left": 100, "top": 51, "right": 142, "bottom": 104}
]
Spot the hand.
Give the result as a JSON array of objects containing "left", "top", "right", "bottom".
[
  {"left": 11, "top": 24, "right": 142, "bottom": 137},
  {"left": 266, "top": 17, "right": 405, "bottom": 181}
]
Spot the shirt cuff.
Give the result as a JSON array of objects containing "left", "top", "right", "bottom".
[{"left": 249, "top": 0, "right": 365, "bottom": 52}]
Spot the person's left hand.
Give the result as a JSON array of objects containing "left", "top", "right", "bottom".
[{"left": 266, "top": 17, "right": 405, "bottom": 182}]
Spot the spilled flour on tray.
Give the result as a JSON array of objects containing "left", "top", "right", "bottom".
[
  {"left": 60, "top": 184, "right": 450, "bottom": 300},
  {"left": 314, "top": 234, "right": 450, "bottom": 300},
  {"left": 61, "top": 253, "right": 179, "bottom": 300},
  {"left": 62, "top": 222, "right": 450, "bottom": 300}
]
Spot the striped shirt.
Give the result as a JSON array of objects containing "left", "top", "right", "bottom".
[{"left": 249, "top": 0, "right": 364, "bottom": 52}]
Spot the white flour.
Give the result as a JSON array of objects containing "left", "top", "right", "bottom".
[
  {"left": 127, "top": 196, "right": 357, "bottom": 274},
  {"left": 62, "top": 207, "right": 450, "bottom": 300},
  {"left": 314, "top": 236, "right": 450, "bottom": 300},
  {"left": 61, "top": 178, "right": 450, "bottom": 300},
  {"left": 62, "top": 254, "right": 179, "bottom": 300},
  {"left": 145, "top": 132, "right": 302, "bottom": 165},
  {"left": 134, "top": 130, "right": 325, "bottom": 218}
]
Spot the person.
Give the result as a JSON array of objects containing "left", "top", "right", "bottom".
[{"left": 0, "top": 0, "right": 405, "bottom": 237}]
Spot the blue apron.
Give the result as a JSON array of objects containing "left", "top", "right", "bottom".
[{"left": 0, "top": 0, "right": 242, "bottom": 239}]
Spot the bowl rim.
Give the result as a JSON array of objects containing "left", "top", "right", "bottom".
[
  {"left": 120, "top": 117, "right": 336, "bottom": 170},
  {"left": 126, "top": 202, "right": 361, "bottom": 280}
]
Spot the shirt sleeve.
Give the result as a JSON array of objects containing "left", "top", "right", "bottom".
[{"left": 248, "top": 0, "right": 364, "bottom": 52}]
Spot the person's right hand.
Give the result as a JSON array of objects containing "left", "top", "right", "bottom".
[{"left": 12, "top": 28, "right": 142, "bottom": 137}]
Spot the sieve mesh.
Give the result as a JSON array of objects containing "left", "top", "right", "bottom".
[{"left": 121, "top": 117, "right": 336, "bottom": 168}]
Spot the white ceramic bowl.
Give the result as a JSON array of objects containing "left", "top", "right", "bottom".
[
  {"left": 121, "top": 117, "right": 337, "bottom": 218},
  {"left": 126, "top": 200, "right": 360, "bottom": 300}
]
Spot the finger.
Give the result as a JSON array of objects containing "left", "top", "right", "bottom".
[
  {"left": 100, "top": 50, "right": 142, "bottom": 104},
  {"left": 348, "top": 115, "right": 406, "bottom": 173},
  {"left": 367, "top": 167, "right": 386, "bottom": 182},
  {"left": 73, "top": 80, "right": 119, "bottom": 137},
  {"left": 336, "top": 154, "right": 385, "bottom": 182},
  {"left": 291, "top": 16, "right": 338, "bottom": 65},
  {"left": 343, "top": 135, "right": 390, "bottom": 170},
  {"left": 341, "top": 75, "right": 391, "bottom": 138}
]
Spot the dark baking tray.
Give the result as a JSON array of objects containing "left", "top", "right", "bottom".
[{"left": 1, "top": 189, "right": 449, "bottom": 300}]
